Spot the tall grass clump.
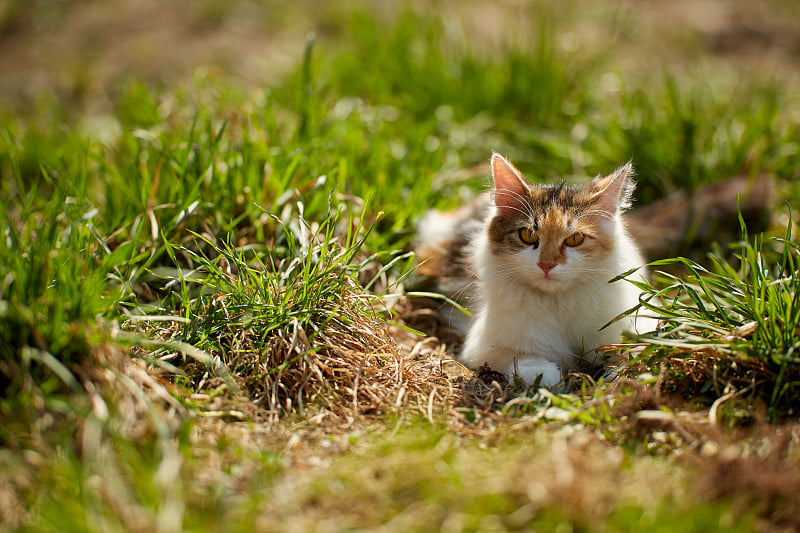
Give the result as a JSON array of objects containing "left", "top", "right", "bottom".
[
  {"left": 130, "top": 198, "right": 422, "bottom": 414},
  {"left": 0, "top": 130, "right": 108, "bottom": 400},
  {"left": 0, "top": 126, "right": 186, "bottom": 517},
  {"left": 622, "top": 215, "right": 800, "bottom": 421}
]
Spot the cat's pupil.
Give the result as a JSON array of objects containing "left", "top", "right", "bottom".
[
  {"left": 518, "top": 227, "right": 539, "bottom": 247},
  {"left": 565, "top": 233, "right": 585, "bottom": 247}
]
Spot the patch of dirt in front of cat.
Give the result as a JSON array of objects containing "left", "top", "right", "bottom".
[
  {"left": 475, "top": 362, "right": 507, "bottom": 386},
  {"left": 389, "top": 295, "right": 466, "bottom": 357}
]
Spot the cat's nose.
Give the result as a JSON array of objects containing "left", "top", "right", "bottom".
[{"left": 538, "top": 261, "right": 556, "bottom": 275}]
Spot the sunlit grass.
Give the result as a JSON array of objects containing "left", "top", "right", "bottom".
[
  {"left": 2, "top": 0, "right": 800, "bottom": 530},
  {"left": 620, "top": 214, "right": 800, "bottom": 421}
]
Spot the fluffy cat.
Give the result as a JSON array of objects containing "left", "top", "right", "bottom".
[{"left": 418, "top": 153, "right": 653, "bottom": 386}]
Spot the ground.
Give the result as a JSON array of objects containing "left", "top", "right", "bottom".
[{"left": 2, "top": 0, "right": 800, "bottom": 531}]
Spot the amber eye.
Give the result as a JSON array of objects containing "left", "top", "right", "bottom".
[
  {"left": 518, "top": 227, "right": 539, "bottom": 247},
  {"left": 564, "top": 233, "right": 585, "bottom": 247}
]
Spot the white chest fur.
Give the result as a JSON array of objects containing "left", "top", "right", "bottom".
[{"left": 460, "top": 223, "right": 648, "bottom": 386}]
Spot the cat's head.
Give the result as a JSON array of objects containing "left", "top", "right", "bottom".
[{"left": 484, "top": 153, "right": 634, "bottom": 292}]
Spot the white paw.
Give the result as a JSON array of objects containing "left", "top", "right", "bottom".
[{"left": 508, "top": 358, "right": 561, "bottom": 387}]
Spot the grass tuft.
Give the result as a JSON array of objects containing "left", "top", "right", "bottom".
[
  {"left": 620, "top": 213, "right": 800, "bottom": 421},
  {"left": 127, "top": 200, "right": 457, "bottom": 418}
]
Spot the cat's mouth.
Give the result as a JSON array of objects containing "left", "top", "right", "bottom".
[
  {"left": 538, "top": 267, "right": 561, "bottom": 281},
  {"left": 530, "top": 272, "right": 565, "bottom": 290}
]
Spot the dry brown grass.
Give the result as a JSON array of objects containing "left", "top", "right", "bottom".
[{"left": 131, "top": 293, "right": 469, "bottom": 428}]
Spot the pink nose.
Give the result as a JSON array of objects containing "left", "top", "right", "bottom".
[{"left": 538, "top": 262, "right": 556, "bottom": 275}]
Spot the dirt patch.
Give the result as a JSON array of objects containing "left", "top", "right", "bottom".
[
  {"left": 3, "top": 0, "right": 798, "bottom": 113},
  {"left": 0, "top": 0, "right": 311, "bottom": 109},
  {"left": 632, "top": 0, "right": 800, "bottom": 61}
]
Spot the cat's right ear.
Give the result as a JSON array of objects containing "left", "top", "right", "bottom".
[{"left": 491, "top": 153, "right": 530, "bottom": 214}]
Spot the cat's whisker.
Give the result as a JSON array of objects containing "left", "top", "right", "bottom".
[
  {"left": 451, "top": 280, "right": 478, "bottom": 304},
  {"left": 491, "top": 193, "right": 535, "bottom": 219},
  {"left": 493, "top": 189, "right": 537, "bottom": 219},
  {"left": 493, "top": 189, "right": 530, "bottom": 203}
]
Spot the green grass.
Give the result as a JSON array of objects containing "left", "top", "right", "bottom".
[
  {"left": 2, "top": 0, "right": 800, "bottom": 531},
  {"left": 619, "top": 214, "right": 800, "bottom": 421}
]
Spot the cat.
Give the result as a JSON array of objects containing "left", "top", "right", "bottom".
[{"left": 417, "top": 153, "right": 654, "bottom": 386}]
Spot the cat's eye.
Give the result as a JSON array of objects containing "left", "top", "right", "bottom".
[
  {"left": 518, "top": 228, "right": 538, "bottom": 247},
  {"left": 564, "top": 233, "right": 585, "bottom": 247}
]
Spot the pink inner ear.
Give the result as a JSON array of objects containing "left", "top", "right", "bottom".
[
  {"left": 491, "top": 154, "right": 530, "bottom": 213},
  {"left": 593, "top": 162, "right": 633, "bottom": 218}
]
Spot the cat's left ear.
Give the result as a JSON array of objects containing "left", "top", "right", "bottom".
[{"left": 590, "top": 161, "right": 635, "bottom": 218}]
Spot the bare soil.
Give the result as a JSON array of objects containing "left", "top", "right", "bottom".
[{"left": 2, "top": 0, "right": 798, "bottom": 112}]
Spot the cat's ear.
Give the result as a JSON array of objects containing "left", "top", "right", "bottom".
[
  {"left": 491, "top": 153, "right": 530, "bottom": 214},
  {"left": 590, "top": 161, "right": 635, "bottom": 218}
]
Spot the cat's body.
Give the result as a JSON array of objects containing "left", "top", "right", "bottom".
[{"left": 418, "top": 154, "right": 653, "bottom": 386}]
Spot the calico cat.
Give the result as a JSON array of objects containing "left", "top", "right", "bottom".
[{"left": 417, "top": 153, "right": 653, "bottom": 386}]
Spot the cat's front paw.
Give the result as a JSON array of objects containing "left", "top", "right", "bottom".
[{"left": 508, "top": 358, "right": 561, "bottom": 387}]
